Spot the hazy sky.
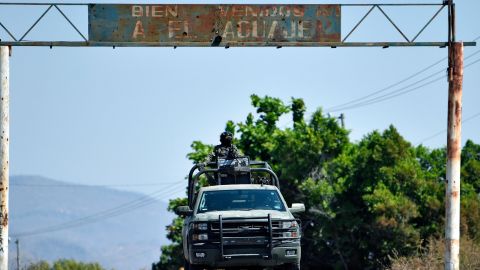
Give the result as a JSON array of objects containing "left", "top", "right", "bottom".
[{"left": 1, "top": 0, "right": 479, "bottom": 198}]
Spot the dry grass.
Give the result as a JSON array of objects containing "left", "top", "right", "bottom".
[{"left": 389, "top": 236, "right": 480, "bottom": 270}]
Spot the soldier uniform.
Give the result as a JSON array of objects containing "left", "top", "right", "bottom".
[
  {"left": 209, "top": 131, "right": 240, "bottom": 161},
  {"left": 213, "top": 144, "right": 240, "bottom": 160}
]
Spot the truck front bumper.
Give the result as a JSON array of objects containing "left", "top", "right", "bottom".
[{"left": 189, "top": 242, "right": 301, "bottom": 267}]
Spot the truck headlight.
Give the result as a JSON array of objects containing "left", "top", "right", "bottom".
[
  {"left": 195, "top": 252, "right": 206, "bottom": 258},
  {"left": 282, "top": 231, "right": 299, "bottom": 238},
  {"left": 285, "top": 249, "right": 297, "bottom": 256},
  {"left": 282, "top": 221, "right": 298, "bottom": 229},
  {"left": 193, "top": 223, "right": 208, "bottom": 230},
  {"left": 192, "top": 233, "right": 208, "bottom": 241}
]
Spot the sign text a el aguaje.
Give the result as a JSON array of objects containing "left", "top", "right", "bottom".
[{"left": 88, "top": 4, "right": 341, "bottom": 45}]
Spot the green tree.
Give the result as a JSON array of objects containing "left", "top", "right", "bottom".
[
  {"left": 460, "top": 140, "right": 480, "bottom": 242},
  {"left": 26, "top": 261, "right": 50, "bottom": 270},
  {"left": 52, "top": 259, "right": 104, "bottom": 270},
  {"left": 153, "top": 95, "right": 480, "bottom": 270},
  {"left": 154, "top": 95, "right": 350, "bottom": 269},
  {"left": 152, "top": 197, "right": 188, "bottom": 270},
  {"left": 26, "top": 259, "right": 105, "bottom": 270},
  {"left": 462, "top": 139, "right": 480, "bottom": 193},
  {"left": 298, "top": 127, "right": 446, "bottom": 268}
]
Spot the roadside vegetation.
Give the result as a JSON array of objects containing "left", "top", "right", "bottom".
[
  {"left": 152, "top": 95, "right": 480, "bottom": 270},
  {"left": 26, "top": 259, "right": 105, "bottom": 270},
  {"left": 389, "top": 236, "right": 480, "bottom": 270}
]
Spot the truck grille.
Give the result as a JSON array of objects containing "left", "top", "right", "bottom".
[
  {"left": 212, "top": 222, "right": 266, "bottom": 240},
  {"left": 205, "top": 215, "right": 300, "bottom": 259}
]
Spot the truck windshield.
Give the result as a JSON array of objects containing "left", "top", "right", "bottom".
[{"left": 197, "top": 189, "right": 286, "bottom": 213}]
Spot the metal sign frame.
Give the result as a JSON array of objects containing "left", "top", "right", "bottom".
[
  {"left": 0, "top": 2, "right": 476, "bottom": 47},
  {"left": 88, "top": 4, "right": 342, "bottom": 45},
  {"left": 0, "top": 2, "right": 476, "bottom": 270}
]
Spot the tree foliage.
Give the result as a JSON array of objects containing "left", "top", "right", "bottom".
[
  {"left": 153, "top": 95, "right": 480, "bottom": 270},
  {"left": 26, "top": 259, "right": 105, "bottom": 270},
  {"left": 152, "top": 197, "right": 188, "bottom": 270}
]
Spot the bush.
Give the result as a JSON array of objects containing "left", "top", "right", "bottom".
[{"left": 389, "top": 236, "right": 480, "bottom": 270}]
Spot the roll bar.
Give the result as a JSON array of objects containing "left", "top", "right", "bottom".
[{"left": 187, "top": 158, "right": 280, "bottom": 208}]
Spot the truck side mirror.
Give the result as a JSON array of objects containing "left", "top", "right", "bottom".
[
  {"left": 176, "top": 205, "right": 193, "bottom": 216},
  {"left": 289, "top": 203, "right": 305, "bottom": 214}
]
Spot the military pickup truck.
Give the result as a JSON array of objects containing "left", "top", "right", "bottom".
[{"left": 177, "top": 157, "right": 305, "bottom": 270}]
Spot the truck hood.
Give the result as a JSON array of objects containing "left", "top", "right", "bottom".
[{"left": 193, "top": 210, "right": 293, "bottom": 221}]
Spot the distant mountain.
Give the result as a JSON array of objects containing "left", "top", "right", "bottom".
[{"left": 8, "top": 175, "right": 175, "bottom": 270}]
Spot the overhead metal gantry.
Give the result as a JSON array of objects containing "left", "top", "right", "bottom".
[
  {"left": 0, "top": 2, "right": 476, "bottom": 47},
  {"left": 0, "top": 2, "right": 476, "bottom": 270}
]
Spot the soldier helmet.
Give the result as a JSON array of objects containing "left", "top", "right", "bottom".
[{"left": 220, "top": 131, "right": 233, "bottom": 144}]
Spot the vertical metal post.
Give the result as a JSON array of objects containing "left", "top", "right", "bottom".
[
  {"left": 268, "top": 214, "right": 273, "bottom": 259},
  {"left": 339, "top": 114, "right": 345, "bottom": 128},
  {"left": 445, "top": 42, "right": 463, "bottom": 270},
  {"left": 0, "top": 46, "right": 9, "bottom": 270},
  {"left": 15, "top": 239, "right": 19, "bottom": 270},
  {"left": 219, "top": 215, "right": 224, "bottom": 258}
]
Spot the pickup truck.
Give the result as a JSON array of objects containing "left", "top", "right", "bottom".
[{"left": 177, "top": 158, "right": 304, "bottom": 270}]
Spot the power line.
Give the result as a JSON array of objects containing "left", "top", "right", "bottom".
[
  {"left": 329, "top": 73, "right": 446, "bottom": 112},
  {"left": 327, "top": 49, "right": 480, "bottom": 112},
  {"left": 326, "top": 53, "right": 480, "bottom": 112},
  {"left": 325, "top": 57, "right": 446, "bottom": 112},
  {"left": 269, "top": 38, "right": 480, "bottom": 128},
  {"left": 11, "top": 182, "right": 179, "bottom": 188},
  {"left": 326, "top": 45, "right": 480, "bottom": 113},
  {"left": 12, "top": 182, "right": 184, "bottom": 237},
  {"left": 418, "top": 112, "right": 480, "bottom": 144},
  {"left": 12, "top": 181, "right": 186, "bottom": 237}
]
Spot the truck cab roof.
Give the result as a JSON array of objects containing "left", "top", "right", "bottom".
[{"left": 199, "top": 184, "right": 279, "bottom": 192}]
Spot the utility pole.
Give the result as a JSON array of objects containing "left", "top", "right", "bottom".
[
  {"left": 15, "top": 239, "right": 19, "bottom": 270},
  {"left": 445, "top": 42, "right": 463, "bottom": 270},
  {"left": 445, "top": 0, "right": 463, "bottom": 268},
  {"left": 339, "top": 114, "right": 345, "bottom": 128},
  {"left": 0, "top": 46, "right": 9, "bottom": 270}
]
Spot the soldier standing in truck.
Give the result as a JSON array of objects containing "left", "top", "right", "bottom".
[{"left": 209, "top": 131, "right": 240, "bottom": 161}]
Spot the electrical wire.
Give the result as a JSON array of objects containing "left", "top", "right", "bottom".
[
  {"left": 13, "top": 182, "right": 184, "bottom": 237},
  {"left": 329, "top": 74, "right": 447, "bottom": 112},
  {"left": 417, "top": 112, "right": 480, "bottom": 144},
  {"left": 327, "top": 49, "right": 480, "bottom": 112},
  {"left": 326, "top": 52, "right": 480, "bottom": 112},
  {"left": 12, "top": 181, "right": 186, "bottom": 237},
  {"left": 239, "top": 36, "right": 480, "bottom": 127},
  {"left": 326, "top": 45, "right": 480, "bottom": 113},
  {"left": 325, "top": 57, "right": 446, "bottom": 111},
  {"left": 11, "top": 181, "right": 179, "bottom": 188}
]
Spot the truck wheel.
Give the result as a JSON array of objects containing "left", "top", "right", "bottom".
[
  {"left": 283, "top": 263, "right": 300, "bottom": 270},
  {"left": 184, "top": 260, "right": 203, "bottom": 270},
  {"left": 188, "top": 263, "right": 205, "bottom": 270}
]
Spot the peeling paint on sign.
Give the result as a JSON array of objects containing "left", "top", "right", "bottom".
[{"left": 88, "top": 4, "right": 341, "bottom": 45}]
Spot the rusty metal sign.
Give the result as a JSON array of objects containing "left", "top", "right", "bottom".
[{"left": 88, "top": 4, "right": 340, "bottom": 46}]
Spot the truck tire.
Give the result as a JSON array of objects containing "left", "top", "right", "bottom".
[
  {"left": 184, "top": 260, "right": 204, "bottom": 270},
  {"left": 283, "top": 263, "right": 300, "bottom": 270},
  {"left": 189, "top": 264, "right": 206, "bottom": 270}
]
